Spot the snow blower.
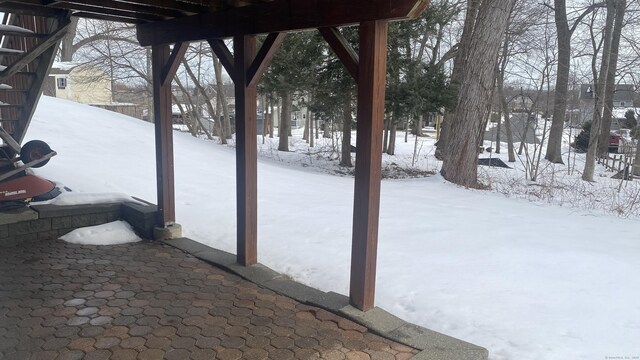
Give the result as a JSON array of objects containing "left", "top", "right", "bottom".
[{"left": 0, "top": 126, "right": 60, "bottom": 211}]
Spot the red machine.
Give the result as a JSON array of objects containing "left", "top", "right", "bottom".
[{"left": 0, "top": 126, "right": 60, "bottom": 210}]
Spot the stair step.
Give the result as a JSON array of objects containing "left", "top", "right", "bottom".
[
  {"left": 0, "top": 102, "right": 21, "bottom": 108},
  {"left": 0, "top": 24, "right": 44, "bottom": 38},
  {"left": 0, "top": 24, "right": 35, "bottom": 35},
  {"left": 0, "top": 48, "right": 25, "bottom": 55}
]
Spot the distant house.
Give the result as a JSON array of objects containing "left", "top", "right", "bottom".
[
  {"left": 573, "top": 84, "right": 637, "bottom": 127},
  {"left": 508, "top": 94, "right": 534, "bottom": 113},
  {"left": 44, "top": 62, "right": 112, "bottom": 104}
]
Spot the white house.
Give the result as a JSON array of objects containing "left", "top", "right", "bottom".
[{"left": 44, "top": 62, "right": 112, "bottom": 104}]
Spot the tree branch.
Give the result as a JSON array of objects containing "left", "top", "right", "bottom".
[{"left": 570, "top": 2, "right": 607, "bottom": 35}]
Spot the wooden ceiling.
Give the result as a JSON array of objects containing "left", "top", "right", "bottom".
[
  {"left": 0, "top": 0, "right": 274, "bottom": 24},
  {"left": 1, "top": 0, "right": 428, "bottom": 45}
]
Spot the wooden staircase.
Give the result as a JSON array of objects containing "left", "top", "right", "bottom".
[{"left": 0, "top": 8, "right": 70, "bottom": 146}]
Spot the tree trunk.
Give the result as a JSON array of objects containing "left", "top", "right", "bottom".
[
  {"left": 215, "top": 81, "right": 222, "bottom": 136},
  {"left": 441, "top": 0, "right": 515, "bottom": 187},
  {"left": 633, "top": 140, "right": 640, "bottom": 177},
  {"left": 340, "top": 92, "right": 353, "bottom": 167},
  {"left": 598, "top": 0, "right": 626, "bottom": 156},
  {"left": 183, "top": 60, "right": 217, "bottom": 141},
  {"left": 60, "top": 17, "right": 79, "bottom": 62},
  {"left": 309, "top": 112, "right": 315, "bottom": 147},
  {"left": 583, "top": 0, "right": 615, "bottom": 182},
  {"left": 303, "top": 108, "right": 310, "bottom": 142},
  {"left": 435, "top": 0, "right": 481, "bottom": 160},
  {"left": 495, "top": 108, "right": 502, "bottom": 153},
  {"left": 496, "top": 38, "right": 516, "bottom": 162},
  {"left": 387, "top": 120, "right": 397, "bottom": 155},
  {"left": 214, "top": 58, "right": 232, "bottom": 140},
  {"left": 412, "top": 116, "right": 423, "bottom": 136},
  {"left": 404, "top": 118, "right": 409, "bottom": 143},
  {"left": 278, "top": 92, "right": 291, "bottom": 151},
  {"left": 269, "top": 99, "right": 274, "bottom": 138},
  {"left": 323, "top": 119, "right": 331, "bottom": 138},
  {"left": 546, "top": 0, "right": 570, "bottom": 164},
  {"left": 146, "top": 48, "right": 154, "bottom": 122},
  {"left": 173, "top": 95, "right": 195, "bottom": 135},
  {"left": 173, "top": 76, "right": 198, "bottom": 137},
  {"left": 382, "top": 119, "right": 390, "bottom": 153}
]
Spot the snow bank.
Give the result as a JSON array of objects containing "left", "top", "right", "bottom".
[
  {"left": 60, "top": 220, "right": 141, "bottom": 245},
  {"left": 46, "top": 192, "right": 144, "bottom": 206}
]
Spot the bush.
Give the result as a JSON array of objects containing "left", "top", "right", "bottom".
[
  {"left": 574, "top": 121, "right": 591, "bottom": 153},
  {"left": 623, "top": 109, "right": 638, "bottom": 129}
]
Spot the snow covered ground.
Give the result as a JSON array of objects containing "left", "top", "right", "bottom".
[{"left": 25, "top": 96, "right": 640, "bottom": 360}]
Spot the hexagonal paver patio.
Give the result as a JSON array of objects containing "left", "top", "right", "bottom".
[{"left": 0, "top": 239, "right": 418, "bottom": 359}]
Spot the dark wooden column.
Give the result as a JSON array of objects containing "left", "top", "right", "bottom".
[
  {"left": 152, "top": 43, "right": 187, "bottom": 228},
  {"left": 152, "top": 44, "right": 175, "bottom": 227},
  {"left": 350, "top": 21, "right": 389, "bottom": 311},
  {"left": 234, "top": 35, "right": 258, "bottom": 266},
  {"left": 210, "top": 34, "right": 283, "bottom": 266}
]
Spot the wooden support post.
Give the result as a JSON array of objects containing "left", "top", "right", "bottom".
[
  {"left": 350, "top": 20, "right": 388, "bottom": 312},
  {"left": 209, "top": 35, "right": 282, "bottom": 266},
  {"left": 234, "top": 35, "right": 258, "bottom": 266},
  {"left": 152, "top": 44, "right": 176, "bottom": 227}
]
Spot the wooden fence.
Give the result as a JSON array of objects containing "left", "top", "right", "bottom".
[{"left": 597, "top": 141, "right": 637, "bottom": 180}]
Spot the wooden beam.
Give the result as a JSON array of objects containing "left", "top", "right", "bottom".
[
  {"left": 49, "top": 2, "right": 165, "bottom": 21},
  {"left": 208, "top": 39, "right": 235, "bottom": 81},
  {"left": 247, "top": 32, "right": 285, "bottom": 87},
  {"left": 110, "top": 0, "right": 209, "bottom": 14},
  {"left": 0, "top": 2, "right": 65, "bottom": 17},
  {"left": 69, "top": 12, "right": 144, "bottom": 24},
  {"left": 137, "top": 0, "right": 428, "bottom": 46},
  {"left": 45, "top": 0, "right": 184, "bottom": 18},
  {"left": 233, "top": 35, "right": 258, "bottom": 266},
  {"left": 350, "top": 20, "right": 388, "bottom": 312},
  {"left": 161, "top": 41, "right": 188, "bottom": 86},
  {"left": 0, "top": 20, "right": 70, "bottom": 82},
  {"left": 319, "top": 27, "right": 359, "bottom": 81},
  {"left": 152, "top": 44, "right": 176, "bottom": 227}
]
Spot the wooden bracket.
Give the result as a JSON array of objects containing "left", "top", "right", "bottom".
[
  {"left": 209, "top": 33, "right": 285, "bottom": 88},
  {"left": 161, "top": 41, "right": 188, "bottom": 87},
  {"left": 208, "top": 39, "right": 235, "bottom": 81},
  {"left": 319, "top": 27, "right": 359, "bottom": 82},
  {"left": 247, "top": 32, "right": 286, "bottom": 87}
]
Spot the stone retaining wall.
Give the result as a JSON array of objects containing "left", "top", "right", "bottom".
[{"left": 0, "top": 201, "right": 157, "bottom": 246}]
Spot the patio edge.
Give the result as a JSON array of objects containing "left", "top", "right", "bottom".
[{"left": 162, "top": 237, "right": 489, "bottom": 360}]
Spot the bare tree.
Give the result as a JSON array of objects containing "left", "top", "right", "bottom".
[
  {"left": 441, "top": 0, "right": 516, "bottom": 187},
  {"left": 545, "top": 0, "right": 604, "bottom": 163},
  {"left": 583, "top": 0, "right": 618, "bottom": 181},
  {"left": 436, "top": 0, "right": 481, "bottom": 160},
  {"left": 597, "top": 0, "right": 627, "bottom": 156}
]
